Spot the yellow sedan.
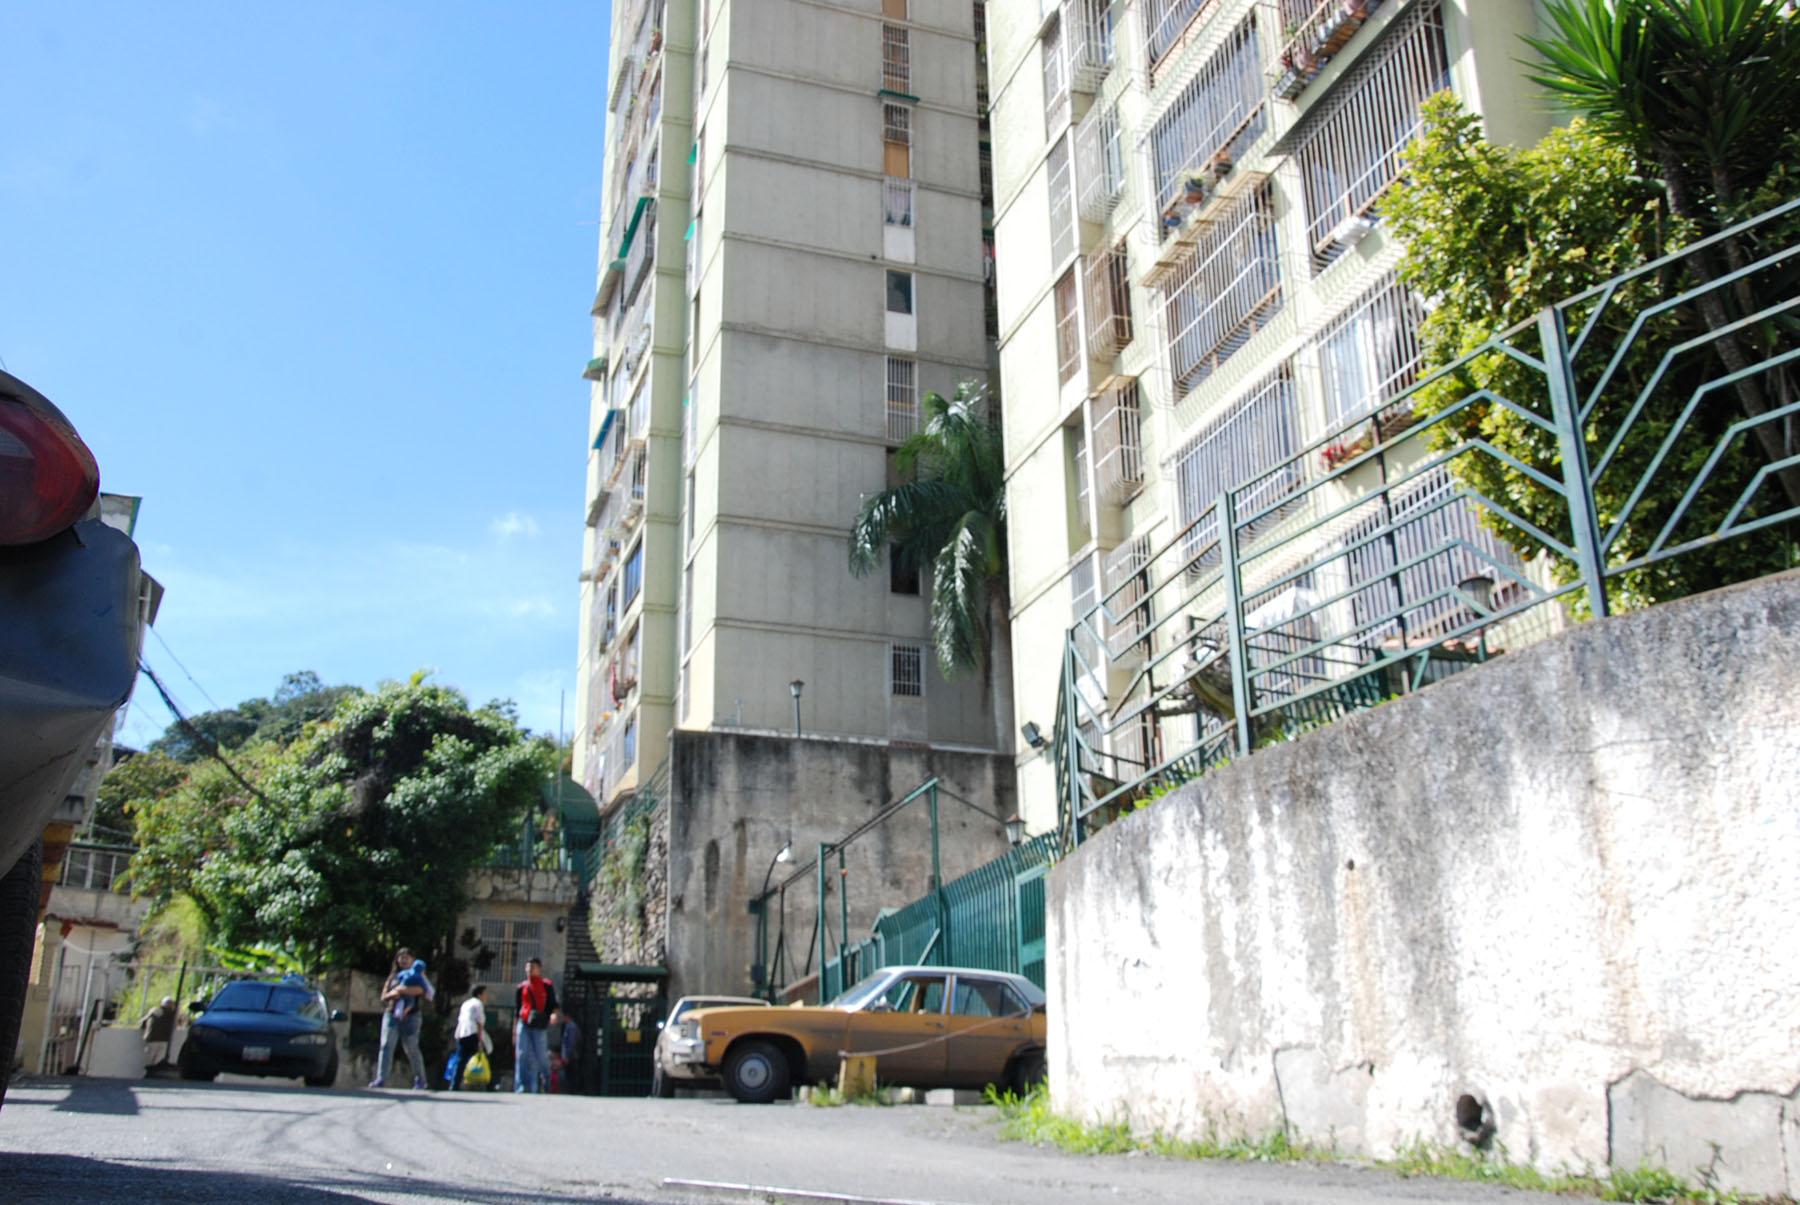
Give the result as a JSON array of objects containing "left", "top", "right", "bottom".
[{"left": 670, "top": 965, "right": 1047, "bottom": 1103}]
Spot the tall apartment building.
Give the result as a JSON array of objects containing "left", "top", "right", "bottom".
[
  {"left": 576, "top": 0, "right": 1002, "bottom": 809},
  {"left": 986, "top": 0, "right": 1551, "bottom": 829}
]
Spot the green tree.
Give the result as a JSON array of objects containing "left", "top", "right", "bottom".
[
  {"left": 146, "top": 671, "right": 362, "bottom": 762},
  {"left": 848, "top": 381, "right": 1013, "bottom": 747},
  {"left": 90, "top": 750, "right": 185, "bottom": 842},
  {"left": 125, "top": 742, "right": 286, "bottom": 914}
]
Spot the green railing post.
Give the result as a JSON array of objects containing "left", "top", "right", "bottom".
[
  {"left": 1061, "top": 640, "right": 1085, "bottom": 846},
  {"left": 1219, "top": 491, "right": 1254, "bottom": 755},
  {"left": 930, "top": 783, "right": 949, "bottom": 964},
  {"left": 816, "top": 842, "right": 829, "bottom": 1004},
  {"left": 837, "top": 844, "right": 849, "bottom": 977},
  {"left": 1540, "top": 307, "right": 1611, "bottom": 619}
]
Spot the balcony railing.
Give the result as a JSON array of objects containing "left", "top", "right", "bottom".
[
  {"left": 1142, "top": 0, "right": 1225, "bottom": 72},
  {"left": 1163, "top": 183, "right": 1283, "bottom": 398},
  {"left": 1269, "top": 0, "right": 1387, "bottom": 100},
  {"left": 1150, "top": 14, "right": 1265, "bottom": 235}
]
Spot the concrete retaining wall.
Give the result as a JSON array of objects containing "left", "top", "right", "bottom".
[{"left": 1048, "top": 571, "right": 1800, "bottom": 1195}]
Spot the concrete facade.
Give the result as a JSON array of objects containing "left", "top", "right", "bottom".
[{"left": 1046, "top": 571, "right": 1800, "bottom": 1195}]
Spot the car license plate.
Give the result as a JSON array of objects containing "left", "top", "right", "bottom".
[{"left": 243, "top": 1046, "right": 271, "bottom": 1062}]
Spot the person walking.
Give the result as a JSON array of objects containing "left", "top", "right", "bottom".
[
  {"left": 512, "top": 958, "right": 558, "bottom": 1094},
  {"left": 550, "top": 1008, "right": 581, "bottom": 1093},
  {"left": 139, "top": 995, "right": 178, "bottom": 1075},
  {"left": 450, "top": 985, "right": 491, "bottom": 1091},
  {"left": 372, "top": 947, "right": 434, "bottom": 1089}
]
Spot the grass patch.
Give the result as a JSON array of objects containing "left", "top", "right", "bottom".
[
  {"left": 1382, "top": 1140, "right": 1757, "bottom": 1203},
  {"left": 984, "top": 1084, "right": 1331, "bottom": 1162},
  {"left": 805, "top": 1081, "right": 895, "bottom": 1108}
]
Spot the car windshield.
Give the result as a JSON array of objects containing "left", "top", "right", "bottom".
[
  {"left": 209, "top": 982, "right": 323, "bottom": 1018},
  {"left": 825, "top": 971, "right": 902, "bottom": 1011}
]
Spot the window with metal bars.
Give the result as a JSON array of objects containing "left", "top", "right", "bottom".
[
  {"left": 1072, "top": 419, "right": 1091, "bottom": 539},
  {"left": 1083, "top": 240, "right": 1132, "bottom": 360},
  {"left": 883, "top": 177, "right": 914, "bottom": 227},
  {"left": 883, "top": 24, "right": 910, "bottom": 93},
  {"left": 1316, "top": 272, "right": 1426, "bottom": 427},
  {"left": 1053, "top": 269, "right": 1081, "bottom": 384},
  {"left": 1102, "top": 534, "right": 1154, "bottom": 659},
  {"left": 1142, "top": 0, "right": 1223, "bottom": 69},
  {"left": 1076, "top": 101, "right": 1125, "bottom": 222},
  {"left": 478, "top": 918, "right": 544, "bottom": 988},
  {"left": 1294, "top": 2, "right": 1448, "bottom": 274},
  {"left": 683, "top": 562, "right": 694, "bottom": 652},
  {"left": 1149, "top": 15, "right": 1264, "bottom": 227},
  {"left": 978, "top": 140, "right": 993, "bottom": 201},
  {"left": 885, "top": 356, "right": 917, "bottom": 440},
  {"left": 1047, "top": 135, "right": 1075, "bottom": 268},
  {"left": 1064, "top": 0, "right": 1114, "bottom": 92},
  {"left": 1163, "top": 183, "right": 1282, "bottom": 397},
  {"left": 1091, "top": 377, "right": 1143, "bottom": 501},
  {"left": 891, "top": 644, "right": 924, "bottom": 695},
  {"left": 1042, "top": 18, "right": 1068, "bottom": 133},
  {"left": 1070, "top": 552, "right": 1099, "bottom": 671},
  {"left": 884, "top": 103, "right": 912, "bottom": 176},
  {"left": 1173, "top": 367, "right": 1301, "bottom": 563}
]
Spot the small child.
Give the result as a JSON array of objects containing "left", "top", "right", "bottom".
[{"left": 391, "top": 959, "right": 430, "bottom": 1021}]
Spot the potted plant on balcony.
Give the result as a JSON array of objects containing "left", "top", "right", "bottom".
[
  {"left": 1273, "top": 48, "right": 1308, "bottom": 100},
  {"left": 1182, "top": 172, "right": 1210, "bottom": 204}
]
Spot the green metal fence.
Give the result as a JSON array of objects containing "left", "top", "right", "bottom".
[
  {"left": 818, "top": 833, "right": 1060, "bottom": 1000},
  {"left": 1057, "top": 197, "right": 1800, "bottom": 841}
]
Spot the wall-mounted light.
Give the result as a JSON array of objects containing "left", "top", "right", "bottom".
[
  {"left": 1020, "top": 722, "right": 1049, "bottom": 750},
  {"left": 790, "top": 679, "right": 804, "bottom": 737},
  {"left": 1004, "top": 814, "right": 1025, "bottom": 847}
]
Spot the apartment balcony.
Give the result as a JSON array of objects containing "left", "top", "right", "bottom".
[
  {"left": 1147, "top": 15, "right": 1267, "bottom": 248},
  {"left": 1064, "top": 0, "right": 1113, "bottom": 94},
  {"left": 1075, "top": 102, "right": 1126, "bottom": 223},
  {"left": 1090, "top": 377, "right": 1144, "bottom": 503},
  {"left": 1269, "top": 0, "right": 1388, "bottom": 101},
  {"left": 1143, "top": 0, "right": 1227, "bottom": 79},
  {"left": 1082, "top": 244, "right": 1133, "bottom": 362}
]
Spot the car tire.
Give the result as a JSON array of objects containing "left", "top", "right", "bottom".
[
  {"left": 304, "top": 1049, "right": 338, "bottom": 1088},
  {"left": 651, "top": 1063, "right": 675, "bottom": 1099},
  {"left": 1009, "top": 1050, "right": 1047, "bottom": 1097},
  {"left": 177, "top": 1049, "right": 216, "bottom": 1082},
  {"left": 0, "top": 839, "right": 44, "bottom": 1113},
  {"left": 722, "top": 1040, "right": 789, "bottom": 1104}
]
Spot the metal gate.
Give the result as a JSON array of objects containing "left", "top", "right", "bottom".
[{"left": 563, "top": 963, "right": 667, "bottom": 1096}]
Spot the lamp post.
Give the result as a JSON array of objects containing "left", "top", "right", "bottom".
[
  {"left": 751, "top": 840, "right": 792, "bottom": 999},
  {"left": 789, "top": 679, "right": 804, "bottom": 737}
]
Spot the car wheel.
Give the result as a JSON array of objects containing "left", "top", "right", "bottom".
[
  {"left": 304, "top": 1049, "right": 338, "bottom": 1088},
  {"left": 722, "top": 1040, "right": 789, "bottom": 1104},
  {"left": 1009, "top": 1050, "right": 1047, "bottom": 1097},
  {"left": 177, "top": 1049, "right": 216, "bottom": 1082},
  {"left": 651, "top": 1063, "right": 675, "bottom": 1099},
  {"left": 0, "top": 840, "right": 44, "bottom": 1113}
]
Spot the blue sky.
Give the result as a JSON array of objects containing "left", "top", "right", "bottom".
[{"left": 2, "top": 3, "right": 611, "bottom": 745}]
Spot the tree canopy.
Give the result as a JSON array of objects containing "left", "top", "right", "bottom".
[{"left": 148, "top": 670, "right": 362, "bottom": 763}]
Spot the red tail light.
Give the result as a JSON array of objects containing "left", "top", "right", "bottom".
[{"left": 0, "top": 382, "right": 101, "bottom": 546}]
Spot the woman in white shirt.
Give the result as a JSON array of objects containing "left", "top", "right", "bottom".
[{"left": 450, "top": 985, "right": 491, "bottom": 1091}]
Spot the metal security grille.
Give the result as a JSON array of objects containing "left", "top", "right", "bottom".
[
  {"left": 1048, "top": 135, "right": 1075, "bottom": 268},
  {"left": 1064, "top": 0, "right": 1113, "bottom": 92},
  {"left": 1070, "top": 552, "right": 1099, "bottom": 671},
  {"left": 1294, "top": 2, "right": 1448, "bottom": 273},
  {"left": 1174, "top": 367, "right": 1301, "bottom": 562},
  {"left": 883, "top": 103, "right": 911, "bottom": 145},
  {"left": 1042, "top": 18, "right": 1068, "bottom": 130},
  {"left": 891, "top": 645, "right": 924, "bottom": 696},
  {"left": 1163, "top": 183, "right": 1283, "bottom": 397},
  {"left": 1076, "top": 101, "right": 1126, "bottom": 222},
  {"left": 1091, "top": 377, "right": 1144, "bottom": 501},
  {"left": 1102, "top": 534, "right": 1154, "bottom": 659},
  {"left": 883, "top": 176, "right": 914, "bottom": 227},
  {"left": 1083, "top": 240, "right": 1133, "bottom": 359},
  {"left": 882, "top": 24, "right": 910, "bottom": 93},
  {"left": 1054, "top": 269, "right": 1082, "bottom": 383},
  {"left": 1317, "top": 272, "right": 1427, "bottom": 425},
  {"left": 885, "top": 356, "right": 917, "bottom": 441},
  {"left": 1149, "top": 15, "right": 1265, "bottom": 229},
  {"left": 479, "top": 918, "right": 544, "bottom": 987},
  {"left": 1072, "top": 420, "right": 1091, "bottom": 538},
  {"left": 1143, "top": 0, "right": 1223, "bottom": 68}
]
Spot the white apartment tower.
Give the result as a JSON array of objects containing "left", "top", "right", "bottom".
[
  {"left": 986, "top": 0, "right": 1552, "bottom": 830},
  {"left": 577, "top": 0, "right": 1003, "bottom": 807}
]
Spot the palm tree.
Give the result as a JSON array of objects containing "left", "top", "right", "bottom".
[
  {"left": 849, "top": 381, "right": 1013, "bottom": 751},
  {"left": 1526, "top": 0, "right": 1800, "bottom": 505}
]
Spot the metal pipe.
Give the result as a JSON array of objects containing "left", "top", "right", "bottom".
[{"left": 815, "top": 843, "right": 828, "bottom": 1004}]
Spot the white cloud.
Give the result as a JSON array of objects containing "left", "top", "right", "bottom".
[{"left": 490, "top": 512, "right": 541, "bottom": 540}]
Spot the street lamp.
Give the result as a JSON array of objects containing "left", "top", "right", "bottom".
[
  {"left": 1004, "top": 814, "right": 1025, "bottom": 847},
  {"left": 751, "top": 841, "right": 793, "bottom": 998},
  {"left": 789, "top": 679, "right": 804, "bottom": 738}
]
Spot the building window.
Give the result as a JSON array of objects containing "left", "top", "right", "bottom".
[
  {"left": 890, "top": 545, "right": 920, "bottom": 595},
  {"left": 1294, "top": 2, "right": 1449, "bottom": 274},
  {"left": 623, "top": 714, "right": 638, "bottom": 768},
  {"left": 1150, "top": 15, "right": 1264, "bottom": 230},
  {"left": 883, "top": 24, "right": 910, "bottom": 93},
  {"left": 891, "top": 644, "right": 924, "bottom": 696},
  {"left": 1317, "top": 273, "right": 1427, "bottom": 427},
  {"left": 884, "top": 176, "right": 915, "bottom": 227},
  {"left": 1076, "top": 101, "right": 1125, "bottom": 221},
  {"left": 1053, "top": 268, "right": 1081, "bottom": 384},
  {"left": 978, "top": 140, "right": 993, "bottom": 201},
  {"left": 683, "top": 562, "right": 695, "bottom": 652},
  {"left": 886, "top": 270, "right": 914, "bottom": 315},
  {"left": 478, "top": 918, "right": 543, "bottom": 989},
  {"left": 1065, "top": 0, "right": 1114, "bottom": 92},
  {"left": 1142, "top": 0, "right": 1217, "bottom": 69},
  {"left": 1174, "top": 368, "right": 1301, "bottom": 562},
  {"left": 1163, "top": 182, "right": 1282, "bottom": 398},
  {"left": 680, "top": 661, "right": 692, "bottom": 719},
  {"left": 1091, "top": 377, "right": 1143, "bottom": 502},
  {"left": 623, "top": 541, "right": 644, "bottom": 607},
  {"left": 686, "top": 472, "right": 696, "bottom": 542},
  {"left": 883, "top": 103, "right": 912, "bottom": 177},
  {"left": 886, "top": 356, "right": 918, "bottom": 440},
  {"left": 1083, "top": 239, "right": 1133, "bottom": 360},
  {"left": 1042, "top": 16, "right": 1068, "bottom": 133},
  {"left": 1070, "top": 551, "right": 1099, "bottom": 670},
  {"left": 1070, "top": 419, "right": 1091, "bottom": 539},
  {"left": 885, "top": 0, "right": 909, "bottom": 19},
  {"left": 1047, "top": 134, "right": 1075, "bottom": 268}
]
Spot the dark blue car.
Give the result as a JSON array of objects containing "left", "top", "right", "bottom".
[{"left": 179, "top": 978, "right": 345, "bottom": 1087}]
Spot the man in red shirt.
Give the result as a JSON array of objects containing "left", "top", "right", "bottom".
[{"left": 513, "top": 958, "right": 559, "bottom": 1093}]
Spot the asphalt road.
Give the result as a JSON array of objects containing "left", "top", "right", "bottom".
[{"left": 0, "top": 1075, "right": 1561, "bottom": 1204}]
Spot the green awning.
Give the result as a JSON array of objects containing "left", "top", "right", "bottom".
[{"left": 572, "top": 962, "right": 669, "bottom": 983}]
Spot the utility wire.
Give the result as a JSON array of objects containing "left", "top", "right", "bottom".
[
  {"left": 136, "top": 660, "right": 274, "bottom": 809},
  {"left": 148, "top": 626, "right": 220, "bottom": 709}
]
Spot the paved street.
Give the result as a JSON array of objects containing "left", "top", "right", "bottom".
[{"left": 0, "top": 1076, "right": 1564, "bottom": 1204}]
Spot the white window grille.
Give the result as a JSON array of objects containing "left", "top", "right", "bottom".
[
  {"left": 1091, "top": 377, "right": 1144, "bottom": 501},
  {"left": 1042, "top": 18, "right": 1068, "bottom": 133},
  {"left": 683, "top": 562, "right": 695, "bottom": 653},
  {"left": 623, "top": 540, "right": 645, "bottom": 606},
  {"left": 1174, "top": 367, "right": 1301, "bottom": 563},
  {"left": 1142, "top": 0, "right": 1224, "bottom": 69},
  {"left": 680, "top": 661, "right": 691, "bottom": 719},
  {"left": 883, "top": 177, "right": 915, "bottom": 227},
  {"left": 883, "top": 24, "right": 911, "bottom": 93},
  {"left": 883, "top": 103, "right": 912, "bottom": 146},
  {"left": 1054, "top": 269, "right": 1081, "bottom": 384},
  {"left": 886, "top": 356, "right": 918, "bottom": 441},
  {"left": 1047, "top": 135, "right": 1076, "bottom": 269},
  {"left": 891, "top": 644, "right": 924, "bottom": 696},
  {"left": 478, "top": 918, "right": 543, "bottom": 987},
  {"left": 1294, "top": 2, "right": 1448, "bottom": 274},
  {"left": 1083, "top": 240, "right": 1133, "bottom": 360},
  {"left": 1076, "top": 101, "right": 1126, "bottom": 222},
  {"left": 1317, "top": 273, "right": 1427, "bottom": 427},
  {"left": 1149, "top": 16, "right": 1265, "bottom": 229},
  {"left": 1064, "top": 0, "right": 1113, "bottom": 93},
  {"left": 1103, "top": 534, "right": 1154, "bottom": 659},
  {"left": 1163, "top": 183, "right": 1283, "bottom": 397},
  {"left": 1070, "top": 552, "right": 1099, "bottom": 671},
  {"left": 1072, "top": 420, "right": 1091, "bottom": 538}
]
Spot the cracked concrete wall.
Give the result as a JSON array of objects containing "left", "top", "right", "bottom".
[{"left": 1047, "top": 571, "right": 1800, "bottom": 1195}]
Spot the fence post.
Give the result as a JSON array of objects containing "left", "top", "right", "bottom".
[
  {"left": 930, "top": 784, "right": 949, "bottom": 964},
  {"left": 1218, "top": 491, "right": 1254, "bottom": 755},
  {"left": 1539, "top": 307, "right": 1611, "bottom": 619},
  {"left": 816, "top": 843, "right": 829, "bottom": 1004},
  {"left": 837, "top": 845, "right": 849, "bottom": 976},
  {"left": 1060, "top": 642, "right": 1085, "bottom": 846}
]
